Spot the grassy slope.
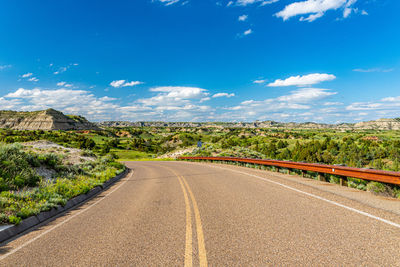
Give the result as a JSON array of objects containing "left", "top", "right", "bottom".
[{"left": 0, "top": 143, "right": 125, "bottom": 225}]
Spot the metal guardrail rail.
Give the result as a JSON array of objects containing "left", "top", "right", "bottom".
[{"left": 179, "top": 156, "right": 400, "bottom": 186}]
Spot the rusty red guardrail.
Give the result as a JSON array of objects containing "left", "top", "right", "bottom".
[{"left": 179, "top": 156, "right": 400, "bottom": 186}]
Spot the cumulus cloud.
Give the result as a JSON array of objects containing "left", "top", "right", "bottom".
[
  {"left": 4, "top": 88, "right": 120, "bottom": 121},
  {"left": 140, "top": 86, "right": 209, "bottom": 106},
  {"left": 275, "top": 0, "right": 357, "bottom": 22},
  {"left": 231, "top": 88, "right": 336, "bottom": 109},
  {"left": 5, "top": 85, "right": 398, "bottom": 123},
  {"left": 218, "top": 87, "right": 339, "bottom": 122},
  {"left": 346, "top": 96, "right": 400, "bottom": 112},
  {"left": 131, "top": 86, "right": 213, "bottom": 120},
  {"left": 268, "top": 73, "right": 336, "bottom": 87},
  {"left": 276, "top": 88, "right": 336, "bottom": 103},
  {"left": 236, "top": 0, "right": 279, "bottom": 6},
  {"left": 110, "top": 80, "right": 143, "bottom": 88},
  {"left": 212, "top": 93, "right": 235, "bottom": 98},
  {"left": 0, "top": 97, "right": 21, "bottom": 110},
  {"left": 238, "top": 14, "right": 248, "bottom": 21}
]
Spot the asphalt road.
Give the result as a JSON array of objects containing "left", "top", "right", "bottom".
[{"left": 1, "top": 161, "right": 400, "bottom": 266}]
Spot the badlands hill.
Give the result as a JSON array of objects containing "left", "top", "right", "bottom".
[
  {"left": 0, "top": 109, "right": 100, "bottom": 131},
  {"left": 99, "top": 118, "right": 400, "bottom": 130},
  {"left": 1, "top": 108, "right": 400, "bottom": 131}
]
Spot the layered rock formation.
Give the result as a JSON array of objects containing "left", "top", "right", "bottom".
[
  {"left": 353, "top": 118, "right": 400, "bottom": 130},
  {"left": 99, "top": 118, "right": 400, "bottom": 130},
  {"left": 0, "top": 109, "right": 100, "bottom": 131}
]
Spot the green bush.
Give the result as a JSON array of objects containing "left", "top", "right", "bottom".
[
  {"left": 0, "top": 144, "right": 41, "bottom": 190},
  {"left": 8, "top": 215, "right": 21, "bottom": 225},
  {"left": 366, "top": 182, "right": 386, "bottom": 194},
  {"left": 0, "top": 143, "right": 125, "bottom": 225}
]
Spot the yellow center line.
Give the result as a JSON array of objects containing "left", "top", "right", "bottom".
[
  {"left": 177, "top": 175, "right": 193, "bottom": 267},
  {"left": 181, "top": 176, "right": 208, "bottom": 267},
  {"left": 166, "top": 166, "right": 208, "bottom": 267}
]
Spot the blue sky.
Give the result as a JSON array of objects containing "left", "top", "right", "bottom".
[{"left": 0, "top": 0, "right": 399, "bottom": 123}]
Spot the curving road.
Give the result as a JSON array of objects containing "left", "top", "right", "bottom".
[{"left": 1, "top": 161, "right": 400, "bottom": 266}]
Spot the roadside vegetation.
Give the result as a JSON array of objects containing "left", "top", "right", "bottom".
[
  {"left": 1, "top": 125, "right": 399, "bottom": 225},
  {"left": 0, "top": 141, "right": 125, "bottom": 225}
]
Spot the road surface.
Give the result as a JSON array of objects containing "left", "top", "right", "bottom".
[{"left": 1, "top": 161, "right": 400, "bottom": 266}]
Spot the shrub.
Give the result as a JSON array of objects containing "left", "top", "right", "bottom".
[
  {"left": 8, "top": 215, "right": 22, "bottom": 225},
  {"left": 366, "top": 182, "right": 387, "bottom": 195}
]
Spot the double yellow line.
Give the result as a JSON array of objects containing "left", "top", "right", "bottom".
[{"left": 169, "top": 168, "right": 208, "bottom": 267}]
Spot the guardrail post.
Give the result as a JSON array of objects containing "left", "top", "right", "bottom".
[
  {"left": 302, "top": 170, "right": 306, "bottom": 177},
  {"left": 318, "top": 173, "right": 326, "bottom": 182},
  {"left": 276, "top": 167, "right": 280, "bottom": 173}
]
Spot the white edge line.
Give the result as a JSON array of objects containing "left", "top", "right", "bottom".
[
  {"left": 203, "top": 163, "right": 400, "bottom": 230},
  {"left": 0, "top": 171, "right": 132, "bottom": 261}
]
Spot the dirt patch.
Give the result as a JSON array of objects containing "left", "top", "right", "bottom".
[
  {"left": 158, "top": 147, "right": 196, "bottom": 159},
  {"left": 22, "top": 140, "right": 95, "bottom": 165},
  {"left": 35, "top": 166, "right": 57, "bottom": 181}
]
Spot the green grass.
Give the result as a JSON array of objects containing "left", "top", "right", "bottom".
[
  {"left": 0, "top": 144, "right": 126, "bottom": 225},
  {"left": 112, "top": 149, "right": 154, "bottom": 161},
  {"left": 118, "top": 158, "right": 175, "bottom": 162}
]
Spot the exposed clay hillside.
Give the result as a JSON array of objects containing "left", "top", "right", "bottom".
[
  {"left": 99, "top": 119, "right": 400, "bottom": 131},
  {"left": 354, "top": 118, "right": 400, "bottom": 130},
  {"left": 0, "top": 109, "right": 100, "bottom": 131}
]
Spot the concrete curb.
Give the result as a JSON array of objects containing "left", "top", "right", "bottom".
[{"left": 0, "top": 168, "right": 129, "bottom": 244}]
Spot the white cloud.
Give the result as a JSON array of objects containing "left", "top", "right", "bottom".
[
  {"left": 124, "top": 81, "right": 143, "bottom": 87},
  {"left": 346, "top": 96, "right": 400, "bottom": 112},
  {"left": 343, "top": 7, "right": 352, "bottom": 18},
  {"left": 324, "top": 101, "right": 343, "bottom": 106},
  {"left": 20, "top": 73, "right": 39, "bottom": 82},
  {"left": 0, "top": 65, "right": 12, "bottom": 70},
  {"left": 0, "top": 97, "right": 21, "bottom": 109},
  {"left": 147, "top": 86, "right": 208, "bottom": 100},
  {"left": 53, "top": 63, "right": 78, "bottom": 75},
  {"left": 4, "top": 88, "right": 120, "bottom": 121},
  {"left": 219, "top": 87, "right": 338, "bottom": 122},
  {"left": 57, "top": 81, "right": 73, "bottom": 88},
  {"left": 131, "top": 86, "right": 212, "bottom": 120},
  {"left": 244, "top": 29, "right": 253, "bottom": 35},
  {"left": 22, "top": 73, "right": 33, "bottom": 78},
  {"left": 6, "top": 85, "right": 399, "bottom": 123},
  {"left": 110, "top": 80, "right": 143, "bottom": 88},
  {"left": 28, "top": 77, "right": 39, "bottom": 82},
  {"left": 212, "top": 93, "right": 235, "bottom": 98},
  {"left": 253, "top": 79, "right": 266, "bottom": 84},
  {"left": 227, "top": 1, "right": 234, "bottom": 6},
  {"left": 156, "top": 0, "right": 181, "bottom": 6},
  {"left": 353, "top": 68, "right": 394, "bottom": 73},
  {"left": 276, "top": 88, "right": 336, "bottom": 103},
  {"left": 236, "top": 0, "right": 278, "bottom": 6},
  {"left": 238, "top": 14, "right": 248, "bottom": 21},
  {"left": 268, "top": 73, "right": 336, "bottom": 87},
  {"left": 300, "top": 12, "right": 324, "bottom": 22},
  {"left": 54, "top": 67, "right": 67, "bottom": 75},
  {"left": 275, "top": 0, "right": 357, "bottom": 22}
]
